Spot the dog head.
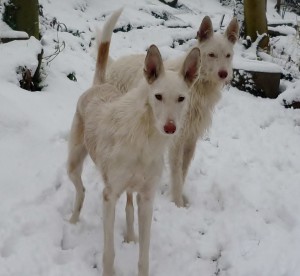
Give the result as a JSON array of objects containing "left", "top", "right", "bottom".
[
  {"left": 197, "top": 16, "right": 239, "bottom": 84},
  {"left": 144, "top": 45, "right": 201, "bottom": 136}
]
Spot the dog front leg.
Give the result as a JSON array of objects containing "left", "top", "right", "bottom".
[
  {"left": 102, "top": 187, "right": 117, "bottom": 276},
  {"left": 169, "top": 141, "right": 185, "bottom": 207},
  {"left": 137, "top": 190, "right": 155, "bottom": 276},
  {"left": 124, "top": 192, "right": 136, "bottom": 243},
  {"left": 182, "top": 137, "right": 197, "bottom": 183}
]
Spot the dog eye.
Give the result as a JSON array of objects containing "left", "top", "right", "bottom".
[
  {"left": 226, "top": 53, "right": 231, "bottom": 58},
  {"left": 178, "top": 96, "right": 185, "bottom": 102},
  {"left": 208, "top": 53, "right": 215, "bottom": 58},
  {"left": 155, "top": 94, "right": 163, "bottom": 101}
]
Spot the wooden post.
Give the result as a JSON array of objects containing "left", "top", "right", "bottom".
[
  {"left": 244, "top": 0, "right": 269, "bottom": 51},
  {"left": 4, "top": 0, "right": 40, "bottom": 39}
]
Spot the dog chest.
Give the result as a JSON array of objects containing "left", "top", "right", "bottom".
[
  {"left": 104, "top": 147, "right": 164, "bottom": 191},
  {"left": 183, "top": 82, "right": 221, "bottom": 137}
]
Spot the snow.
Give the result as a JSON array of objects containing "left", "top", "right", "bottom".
[
  {"left": 233, "top": 56, "right": 282, "bottom": 72},
  {"left": 278, "top": 80, "right": 300, "bottom": 104},
  {"left": 269, "top": 25, "right": 297, "bottom": 36},
  {"left": 0, "top": 0, "right": 300, "bottom": 276},
  {"left": 0, "top": 37, "right": 41, "bottom": 82},
  {"left": 0, "top": 21, "right": 28, "bottom": 39},
  {"left": 0, "top": 30, "right": 28, "bottom": 39}
]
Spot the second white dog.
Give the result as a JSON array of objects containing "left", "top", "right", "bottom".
[{"left": 107, "top": 15, "right": 239, "bottom": 207}]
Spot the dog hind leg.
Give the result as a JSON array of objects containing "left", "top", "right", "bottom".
[{"left": 67, "top": 113, "right": 87, "bottom": 224}]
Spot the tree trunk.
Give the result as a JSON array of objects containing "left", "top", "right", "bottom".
[
  {"left": 4, "top": 0, "right": 40, "bottom": 39},
  {"left": 3, "top": 0, "right": 42, "bottom": 91},
  {"left": 244, "top": 0, "right": 269, "bottom": 50}
]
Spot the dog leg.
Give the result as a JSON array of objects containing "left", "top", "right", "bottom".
[
  {"left": 102, "top": 187, "right": 117, "bottom": 276},
  {"left": 169, "top": 141, "right": 185, "bottom": 207},
  {"left": 67, "top": 115, "right": 87, "bottom": 224},
  {"left": 124, "top": 192, "right": 136, "bottom": 243},
  {"left": 182, "top": 137, "right": 197, "bottom": 185},
  {"left": 137, "top": 190, "right": 155, "bottom": 276},
  {"left": 179, "top": 138, "right": 198, "bottom": 207},
  {"left": 68, "top": 145, "right": 87, "bottom": 224}
]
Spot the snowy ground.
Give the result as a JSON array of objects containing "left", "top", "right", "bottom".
[{"left": 1, "top": 0, "right": 300, "bottom": 275}]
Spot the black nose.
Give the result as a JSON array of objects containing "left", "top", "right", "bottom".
[{"left": 218, "top": 70, "right": 228, "bottom": 79}]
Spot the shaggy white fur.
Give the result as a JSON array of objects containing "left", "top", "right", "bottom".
[{"left": 106, "top": 15, "right": 239, "bottom": 207}]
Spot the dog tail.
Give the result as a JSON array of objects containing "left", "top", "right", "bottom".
[{"left": 93, "top": 8, "right": 123, "bottom": 85}]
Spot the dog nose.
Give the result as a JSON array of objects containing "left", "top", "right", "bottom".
[
  {"left": 218, "top": 70, "right": 228, "bottom": 79},
  {"left": 164, "top": 121, "right": 176, "bottom": 134}
]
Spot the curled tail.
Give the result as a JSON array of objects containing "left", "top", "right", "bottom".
[{"left": 93, "top": 8, "right": 123, "bottom": 85}]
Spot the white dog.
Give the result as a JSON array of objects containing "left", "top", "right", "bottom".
[
  {"left": 107, "top": 16, "right": 239, "bottom": 207},
  {"left": 67, "top": 9, "right": 201, "bottom": 276}
]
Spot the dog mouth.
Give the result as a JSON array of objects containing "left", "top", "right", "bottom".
[{"left": 163, "top": 130, "right": 176, "bottom": 135}]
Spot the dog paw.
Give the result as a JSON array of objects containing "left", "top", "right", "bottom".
[
  {"left": 173, "top": 195, "right": 189, "bottom": 208},
  {"left": 182, "top": 194, "right": 190, "bottom": 207},
  {"left": 123, "top": 233, "right": 137, "bottom": 243},
  {"left": 102, "top": 267, "right": 116, "bottom": 276},
  {"left": 69, "top": 215, "right": 79, "bottom": 224},
  {"left": 174, "top": 199, "right": 184, "bottom": 208}
]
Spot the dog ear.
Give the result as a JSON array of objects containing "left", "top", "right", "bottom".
[
  {"left": 197, "top": 16, "right": 213, "bottom": 42},
  {"left": 144, "top": 45, "right": 164, "bottom": 84},
  {"left": 225, "top": 17, "right": 239, "bottom": 44},
  {"left": 181, "top": 47, "right": 201, "bottom": 87}
]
